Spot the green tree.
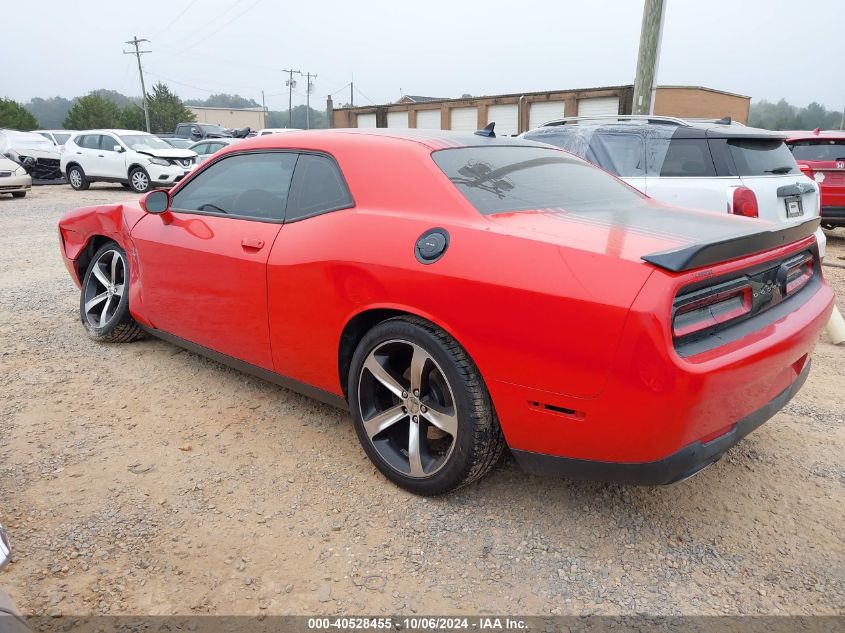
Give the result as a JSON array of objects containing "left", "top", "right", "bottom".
[
  {"left": 749, "top": 98, "right": 843, "bottom": 131},
  {"left": 120, "top": 104, "right": 146, "bottom": 131},
  {"left": 144, "top": 82, "right": 195, "bottom": 134},
  {"left": 63, "top": 93, "right": 125, "bottom": 129},
  {"left": 0, "top": 98, "right": 39, "bottom": 130}
]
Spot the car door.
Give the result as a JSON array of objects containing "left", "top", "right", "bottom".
[
  {"left": 130, "top": 151, "right": 298, "bottom": 369},
  {"left": 72, "top": 134, "right": 101, "bottom": 174},
  {"left": 96, "top": 133, "right": 128, "bottom": 180}
]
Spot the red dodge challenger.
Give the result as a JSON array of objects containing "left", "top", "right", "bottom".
[{"left": 57, "top": 129, "right": 834, "bottom": 495}]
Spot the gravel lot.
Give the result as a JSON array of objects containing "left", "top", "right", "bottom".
[{"left": 0, "top": 184, "right": 843, "bottom": 617}]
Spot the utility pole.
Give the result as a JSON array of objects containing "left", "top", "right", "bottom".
[
  {"left": 124, "top": 36, "right": 152, "bottom": 132},
  {"left": 282, "top": 69, "right": 301, "bottom": 128},
  {"left": 304, "top": 72, "right": 317, "bottom": 129},
  {"left": 351, "top": 73, "right": 354, "bottom": 107},
  {"left": 631, "top": 0, "right": 667, "bottom": 116},
  {"left": 261, "top": 90, "right": 267, "bottom": 128},
  {"left": 840, "top": 103, "right": 844, "bottom": 130}
]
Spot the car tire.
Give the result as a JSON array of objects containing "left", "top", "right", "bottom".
[
  {"left": 79, "top": 242, "right": 145, "bottom": 343},
  {"left": 11, "top": 192, "right": 26, "bottom": 198},
  {"left": 128, "top": 167, "right": 151, "bottom": 193},
  {"left": 67, "top": 165, "right": 89, "bottom": 191},
  {"left": 348, "top": 316, "right": 505, "bottom": 495}
]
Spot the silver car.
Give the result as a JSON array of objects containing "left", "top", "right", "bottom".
[
  {"left": 188, "top": 137, "right": 238, "bottom": 165},
  {"left": 0, "top": 157, "right": 32, "bottom": 198}
]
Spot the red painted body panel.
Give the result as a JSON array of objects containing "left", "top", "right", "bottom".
[{"left": 57, "top": 129, "right": 834, "bottom": 468}]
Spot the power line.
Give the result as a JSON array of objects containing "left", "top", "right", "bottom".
[
  {"left": 124, "top": 36, "right": 152, "bottom": 132},
  {"left": 152, "top": 0, "right": 201, "bottom": 41},
  {"left": 171, "top": 0, "right": 263, "bottom": 56},
  {"left": 157, "top": 0, "right": 247, "bottom": 49}
]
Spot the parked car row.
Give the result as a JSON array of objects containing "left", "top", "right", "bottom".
[{"left": 523, "top": 115, "right": 828, "bottom": 255}]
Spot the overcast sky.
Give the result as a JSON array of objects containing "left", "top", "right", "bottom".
[{"left": 4, "top": 0, "right": 844, "bottom": 112}]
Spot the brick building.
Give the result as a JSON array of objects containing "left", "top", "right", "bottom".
[{"left": 329, "top": 85, "right": 749, "bottom": 134}]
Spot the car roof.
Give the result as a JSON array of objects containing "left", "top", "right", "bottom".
[
  {"left": 783, "top": 130, "right": 845, "bottom": 141},
  {"left": 73, "top": 129, "right": 153, "bottom": 135},
  {"left": 538, "top": 119, "right": 785, "bottom": 140},
  {"left": 233, "top": 128, "right": 549, "bottom": 152}
]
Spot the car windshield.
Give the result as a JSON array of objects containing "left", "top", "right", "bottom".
[
  {"left": 119, "top": 134, "right": 175, "bottom": 151},
  {"left": 3, "top": 131, "right": 56, "bottom": 151},
  {"left": 788, "top": 140, "right": 845, "bottom": 161},
  {"left": 432, "top": 146, "right": 645, "bottom": 215},
  {"left": 727, "top": 138, "right": 799, "bottom": 176},
  {"left": 199, "top": 124, "right": 228, "bottom": 134}
]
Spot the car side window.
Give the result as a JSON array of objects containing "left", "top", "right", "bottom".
[
  {"left": 80, "top": 135, "right": 101, "bottom": 150},
  {"left": 171, "top": 152, "right": 297, "bottom": 221},
  {"left": 658, "top": 138, "right": 717, "bottom": 177},
  {"left": 587, "top": 133, "right": 646, "bottom": 177},
  {"left": 192, "top": 143, "right": 209, "bottom": 155},
  {"left": 285, "top": 153, "right": 354, "bottom": 222},
  {"left": 100, "top": 135, "right": 118, "bottom": 152}
]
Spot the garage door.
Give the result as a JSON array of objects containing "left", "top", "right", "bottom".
[
  {"left": 356, "top": 113, "right": 377, "bottom": 128},
  {"left": 529, "top": 101, "right": 566, "bottom": 129},
  {"left": 577, "top": 97, "right": 619, "bottom": 119},
  {"left": 449, "top": 107, "right": 478, "bottom": 131},
  {"left": 416, "top": 109, "right": 441, "bottom": 129},
  {"left": 487, "top": 104, "right": 518, "bottom": 136},
  {"left": 386, "top": 111, "right": 409, "bottom": 128}
]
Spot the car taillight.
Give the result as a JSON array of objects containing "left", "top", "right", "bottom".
[
  {"left": 729, "top": 187, "right": 758, "bottom": 218},
  {"left": 672, "top": 278, "right": 752, "bottom": 339},
  {"left": 796, "top": 163, "right": 814, "bottom": 179},
  {"left": 780, "top": 253, "right": 814, "bottom": 295}
]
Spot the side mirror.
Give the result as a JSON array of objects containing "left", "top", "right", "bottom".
[
  {"left": 0, "top": 524, "right": 10, "bottom": 571},
  {"left": 142, "top": 189, "right": 170, "bottom": 214},
  {"left": 114, "top": 145, "right": 124, "bottom": 153}
]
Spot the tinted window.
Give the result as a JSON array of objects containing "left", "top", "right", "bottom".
[
  {"left": 432, "top": 146, "right": 644, "bottom": 215},
  {"left": 587, "top": 133, "right": 645, "bottom": 177},
  {"left": 80, "top": 135, "right": 101, "bottom": 150},
  {"left": 285, "top": 154, "right": 353, "bottom": 221},
  {"left": 727, "top": 138, "right": 799, "bottom": 176},
  {"left": 172, "top": 152, "right": 297, "bottom": 221},
  {"left": 54, "top": 133, "right": 71, "bottom": 145},
  {"left": 658, "top": 138, "right": 716, "bottom": 177},
  {"left": 100, "top": 135, "right": 119, "bottom": 151},
  {"left": 788, "top": 140, "right": 845, "bottom": 161}
]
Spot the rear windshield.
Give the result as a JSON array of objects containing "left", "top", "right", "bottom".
[
  {"left": 431, "top": 146, "right": 644, "bottom": 215},
  {"left": 788, "top": 140, "right": 845, "bottom": 162},
  {"left": 727, "top": 138, "right": 799, "bottom": 176}
]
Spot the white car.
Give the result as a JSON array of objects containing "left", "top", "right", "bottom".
[
  {"left": 188, "top": 137, "right": 237, "bottom": 165},
  {"left": 0, "top": 156, "right": 32, "bottom": 198},
  {"left": 61, "top": 129, "right": 197, "bottom": 193},
  {"left": 34, "top": 129, "right": 77, "bottom": 152},
  {"left": 524, "top": 116, "right": 827, "bottom": 257},
  {"left": 0, "top": 129, "right": 62, "bottom": 180}
]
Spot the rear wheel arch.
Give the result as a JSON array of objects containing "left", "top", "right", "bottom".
[{"left": 337, "top": 308, "right": 469, "bottom": 399}]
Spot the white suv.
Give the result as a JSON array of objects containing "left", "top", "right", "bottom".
[
  {"left": 524, "top": 116, "right": 826, "bottom": 257},
  {"left": 61, "top": 129, "right": 197, "bottom": 193}
]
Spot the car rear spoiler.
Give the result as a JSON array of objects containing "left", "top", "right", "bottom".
[{"left": 642, "top": 217, "right": 820, "bottom": 272}]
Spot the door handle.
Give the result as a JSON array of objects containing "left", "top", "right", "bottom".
[
  {"left": 76, "top": 152, "right": 82, "bottom": 155},
  {"left": 98, "top": 154, "right": 104, "bottom": 157},
  {"left": 241, "top": 238, "right": 265, "bottom": 250}
]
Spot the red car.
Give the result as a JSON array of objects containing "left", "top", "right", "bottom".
[
  {"left": 57, "top": 129, "right": 834, "bottom": 495},
  {"left": 786, "top": 129, "right": 845, "bottom": 229}
]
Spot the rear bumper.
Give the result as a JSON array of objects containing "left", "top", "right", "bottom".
[
  {"left": 513, "top": 359, "right": 811, "bottom": 485},
  {"left": 821, "top": 206, "right": 845, "bottom": 226}
]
